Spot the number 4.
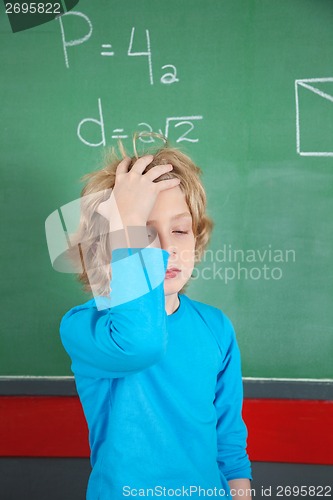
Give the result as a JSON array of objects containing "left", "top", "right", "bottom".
[{"left": 128, "top": 27, "right": 153, "bottom": 85}]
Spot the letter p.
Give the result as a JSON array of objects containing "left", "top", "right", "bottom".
[{"left": 58, "top": 10, "right": 93, "bottom": 68}]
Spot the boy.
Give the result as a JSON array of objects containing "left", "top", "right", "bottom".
[{"left": 60, "top": 141, "right": 252, "bottom": 499}]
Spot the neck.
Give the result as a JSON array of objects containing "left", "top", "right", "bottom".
[{"left": 165, "top": 292, "right": 180, "bottom": 315}]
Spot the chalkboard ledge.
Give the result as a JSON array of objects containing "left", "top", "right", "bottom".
[{"left": 0, "top": 376, "right": 332, "bottom": 399}]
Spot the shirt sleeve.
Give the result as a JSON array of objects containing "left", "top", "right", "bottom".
[
  {"left": 59, "top": 247, "right": 169, "bottom": 378},
  {"left": 214, "top": 313, "right": 252, "bottom": 481}
]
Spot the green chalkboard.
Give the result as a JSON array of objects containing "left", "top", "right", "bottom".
[{"left": 1, "top": 0, "right": 333, "bottom": 378}]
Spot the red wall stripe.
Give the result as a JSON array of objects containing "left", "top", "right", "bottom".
[
  {"left": 0, "top": 396, "right": 332, "bottom": 464},
  {"left": 0, "top": 396, "right": 89, "bottom": 458},
  {"left": 243, "top": 398, "right": 333, "bottom": 465}
]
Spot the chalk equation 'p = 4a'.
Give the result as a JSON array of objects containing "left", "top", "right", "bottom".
[
  {"left": 58, "top": 12, "right": 179, "bottom": 85},
  {"left": 295, "top": 77, "right": 333, "bottom": 157}
]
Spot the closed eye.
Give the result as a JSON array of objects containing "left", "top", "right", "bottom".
[{"left": 173, "top": 230, "right": 189, "bottom": 234}]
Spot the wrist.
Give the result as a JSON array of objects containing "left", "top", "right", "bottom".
[
  {"left": 123, "top": 217, "right": 147, "bottom": 227},
  {"left": 109, "top": 225, "right": 149, "bottom": 250},
  {"left": 109, "top": 217, "right": 146, "bottom": 229}
]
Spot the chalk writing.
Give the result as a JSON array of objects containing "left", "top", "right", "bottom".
[
  {"left": 58, "top": 12, "right": 179, "bottom": 86},
  {"left": 295, "top": 77, "right": 333, "bottom": 157},
  {"left": 101, "top": 44, "right": 114, "bottom": 57},
  {"left": 77, "top": 98, "right": 203, "bottom": 147}
]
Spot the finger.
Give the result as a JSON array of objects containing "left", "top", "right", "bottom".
[
  {"left": 116, "top": 157, "right": 131, "bottom": 175},
  {"left": 130, "top": 155, "right": 154, "bottom": 175},
  {"left": 144, "top": 163, "right": 173, "bottom": 181},
  {"left": 155, "top": 178, "right": 181, "bottom": 192}
]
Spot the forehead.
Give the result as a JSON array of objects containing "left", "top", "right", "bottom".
[{"left": 147, "top": 186, "right": 192, "bottom": 223}]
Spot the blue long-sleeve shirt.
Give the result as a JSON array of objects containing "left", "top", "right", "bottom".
[{"left": 60, "top": 247, "right": 251, "bottom": 499}]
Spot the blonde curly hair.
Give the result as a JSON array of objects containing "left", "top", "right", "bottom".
[{"left": 68, "top": 135, "right": 213, "bottom": 297}]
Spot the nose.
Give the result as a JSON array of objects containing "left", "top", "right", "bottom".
[{"left": 158, "top": 232, "right": 176, "bottom": 255}]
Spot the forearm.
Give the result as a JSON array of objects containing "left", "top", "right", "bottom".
[
  {"left": 61, "top": 247, "right": 169, "bottom": 377},
  {"left": 109, "top": 214, "right": 150, "bottom": 251},
  {"left": 228, "top": 479, "right": 253, "bottom": 499}
]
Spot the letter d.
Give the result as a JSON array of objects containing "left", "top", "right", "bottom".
[{"left": 77, "top": 98, "right": 106, "bottom": 147}]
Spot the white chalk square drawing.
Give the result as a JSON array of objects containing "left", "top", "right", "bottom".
[{"left": 295, "top": 77, "right": 333, "bottom": 156}]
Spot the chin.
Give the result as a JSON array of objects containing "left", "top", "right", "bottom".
[{"left": 163, "top": 279, "right": 183, "bottom": 296}]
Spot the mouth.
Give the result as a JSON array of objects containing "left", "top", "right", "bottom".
[{"left": 165, "top": 267, "right": 181, "bottom": 279}]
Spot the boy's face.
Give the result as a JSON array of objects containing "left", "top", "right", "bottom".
[{"left": 147, "top": 185, "right": 196, "bottom": 296}]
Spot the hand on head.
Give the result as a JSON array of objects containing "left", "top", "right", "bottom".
[{"left": 96, "top": 155, "right": 180, "bottom": 228}]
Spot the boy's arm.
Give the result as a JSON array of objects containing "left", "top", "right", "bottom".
[
  {"left": 228, "top": 479, "right": 253, "bottom": 499},
  {"left": 214, "top": 314, "right": 252, "bottom": 487},
  {"left": 60, "top": 156, "right": 180, "bottom": 378},
  {"left": 60, "top": 246, "right": 169, "bottom": 378}
]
